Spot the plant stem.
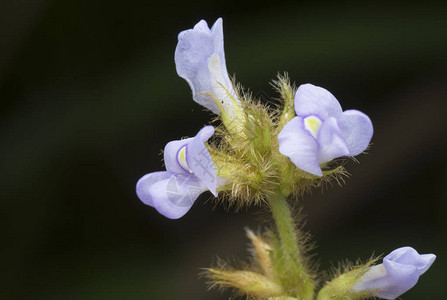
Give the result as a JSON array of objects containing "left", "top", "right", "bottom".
[{"left": 268, "top": 190, "right": 314, "bottom": 300}]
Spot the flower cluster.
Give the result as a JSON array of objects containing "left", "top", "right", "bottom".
[
  {"left": 137, "top": 18, "right": 373, "bottom": 217},
  {"left": 136, "top": 18, "right": 436, "bottom": 299}
]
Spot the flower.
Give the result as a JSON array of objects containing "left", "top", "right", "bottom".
[
  {"left": 136, "top": 126, "right": 217, "bottom": 219},
  {"left": 278, "top": 83, "right": 373, "bottom": 176},
  {"left": 352, "top": 247, "right": 436, "bottom": 299},
  {"left": 175, "top": 18, "right": 240, "bottom": 117}
]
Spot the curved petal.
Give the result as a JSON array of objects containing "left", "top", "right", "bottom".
[
  {"left": 384, "top": 247, "right": 436, "bottom": 276},
  {"left": 197, "top": 125, "right": 215, "bottom": 142},
  {"left": 164, "top": 137, "right": 193, "bottom": 173},
  {"left": 376, "top": 260, "right": 420, "bottom": 299},
  {"left": 149, "top": 173, "right": 208, "bottom": 219},
  {"left": 417, "top": 254, "right": 437, "bottom": 275},
  {"left": 317, "top": 117, "right": 349, "bottom": 163},
  {"left": 175, "top": 18, "right": 238, "bottom": 115},
  {"left": 136, "top": 171, "right": 175, "bottom": 207},
  {"left": 353, "top": 247, "right": 436, "bottom": 299},
  {"left": 278, "top": 117, "right": 321, "bottom": 176},
  {"left": 187, "top": 126, "right": 217, "bottom": 196},
  {"left": 337, "top": 109, "right": 373, "bottom": 156},
  {"left": 353, "top": 262, "right": 419, "bottom": 300},
  {"left": 294, "top": 84, "right": 343, "bottom": 120}
]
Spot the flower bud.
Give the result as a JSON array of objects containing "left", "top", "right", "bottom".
[{"left": 352, "top": 247, "right": 436, "bottom": 299}]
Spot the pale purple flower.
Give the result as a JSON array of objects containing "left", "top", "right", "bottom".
[
  {"left": 278, "top": 84, "right": 373, "bottom": 176},
  {"left": 136, "top": 126, "right": 217, "bottom": 219},
  {"left": 352, "top": 247, "right": 436, "bottom": 299},
  {"left": 175, "top": 18, "right": 239, "bottom": 116}
]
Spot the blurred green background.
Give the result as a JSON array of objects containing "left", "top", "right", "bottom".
[{"left": 1, "top": 0, "right": 446, "bottom": 299}]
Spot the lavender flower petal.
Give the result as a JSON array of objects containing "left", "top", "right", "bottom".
[
  {"left": 352, "top": 247, "right": 436, "bottom": 299},
  {"left": 294, "top": 84, "right": 343, "bottom": 120},
  {"left": 186, "top": 126, "right": 217, "bottom": 195},
  {"left": 138, "top": 126, "right": 217, "bottom": 219},
  {"left": 136, "top": 171, "right": 175, "bottom": 207},
  {"left": 148, "top": 173, "right": 208, "bottom": 219},
  {"left": 279, "top": 83, "right": 373, "bottom": 175},
  {"left": 195, "top": 125, "right": 215, "bottom": 142},
  {"left": 164, "top": 138, "right": 193, "bottom": 174},
  {"left": 337, "top": 109, "right": 373, "bottom": 156},
  {"left": 317, "top": 117, "right": 349, "bottom": 163},
  {"left": 175, "top": 18, "right": 237, "bottom": 115},
  {"left": 384, "top": 247, "right": 436, "bottom": 276},
  {"left": 362, "top": 261, "right": 419, "bottom": 300},
  {"left": 278, "top": 116, "right": 321, "bottom": 176}
]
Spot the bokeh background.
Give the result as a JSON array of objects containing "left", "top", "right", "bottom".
[{"left": 1, "top": 1, "right": 446, "bottom": 299}]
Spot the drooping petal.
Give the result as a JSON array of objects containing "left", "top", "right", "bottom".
[
  {"left": 278, "top": 117, "right": 321, "bottom": 176},
  {"left": 352, "top": 247, "right": 436, "bottom": 300},
  {"left": 149, "top": 173, "right": 208, "bottom": 219},
  {"left": 136, "top": 171, "right": 175, "bottom": 207},
  {"left": 337, "top": 109, "right": 373, "bottom": 156},
  {"left": 164, "top": 138, "right": 193, "bottom": 174},
  {"left": 175, "top": 18, "right": 238, "bottom": 115},
  {"left": 186, "top": 126, "right": 217, "bottom": 196},
  {"left": 294, "top": 84, "right": 343, "bottom": 120},
  {"left": 317, "top": 117, "right": 349, "bottom": 163}
]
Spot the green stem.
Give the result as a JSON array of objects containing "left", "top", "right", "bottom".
[{"left": 268, "top": 190, "right": 314, "bottom": 300}]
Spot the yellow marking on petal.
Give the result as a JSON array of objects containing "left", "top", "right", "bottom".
[
  {"left": 177, "top": 146, "right": 192, "bottom": 173},
  {"left": 208, "top": 53, "right": 222, "bottom": 72},
  {"left": 304, "top": 115, "right": 323, "bottom": 139}
]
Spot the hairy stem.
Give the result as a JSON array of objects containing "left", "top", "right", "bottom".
[{"left": 268, "top": 190, "right": 314, "bottom": 299}]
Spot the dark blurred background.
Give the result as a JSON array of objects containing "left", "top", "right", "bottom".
[{"left": 1, "top": 0, "right": 446, "bottom": 299}]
